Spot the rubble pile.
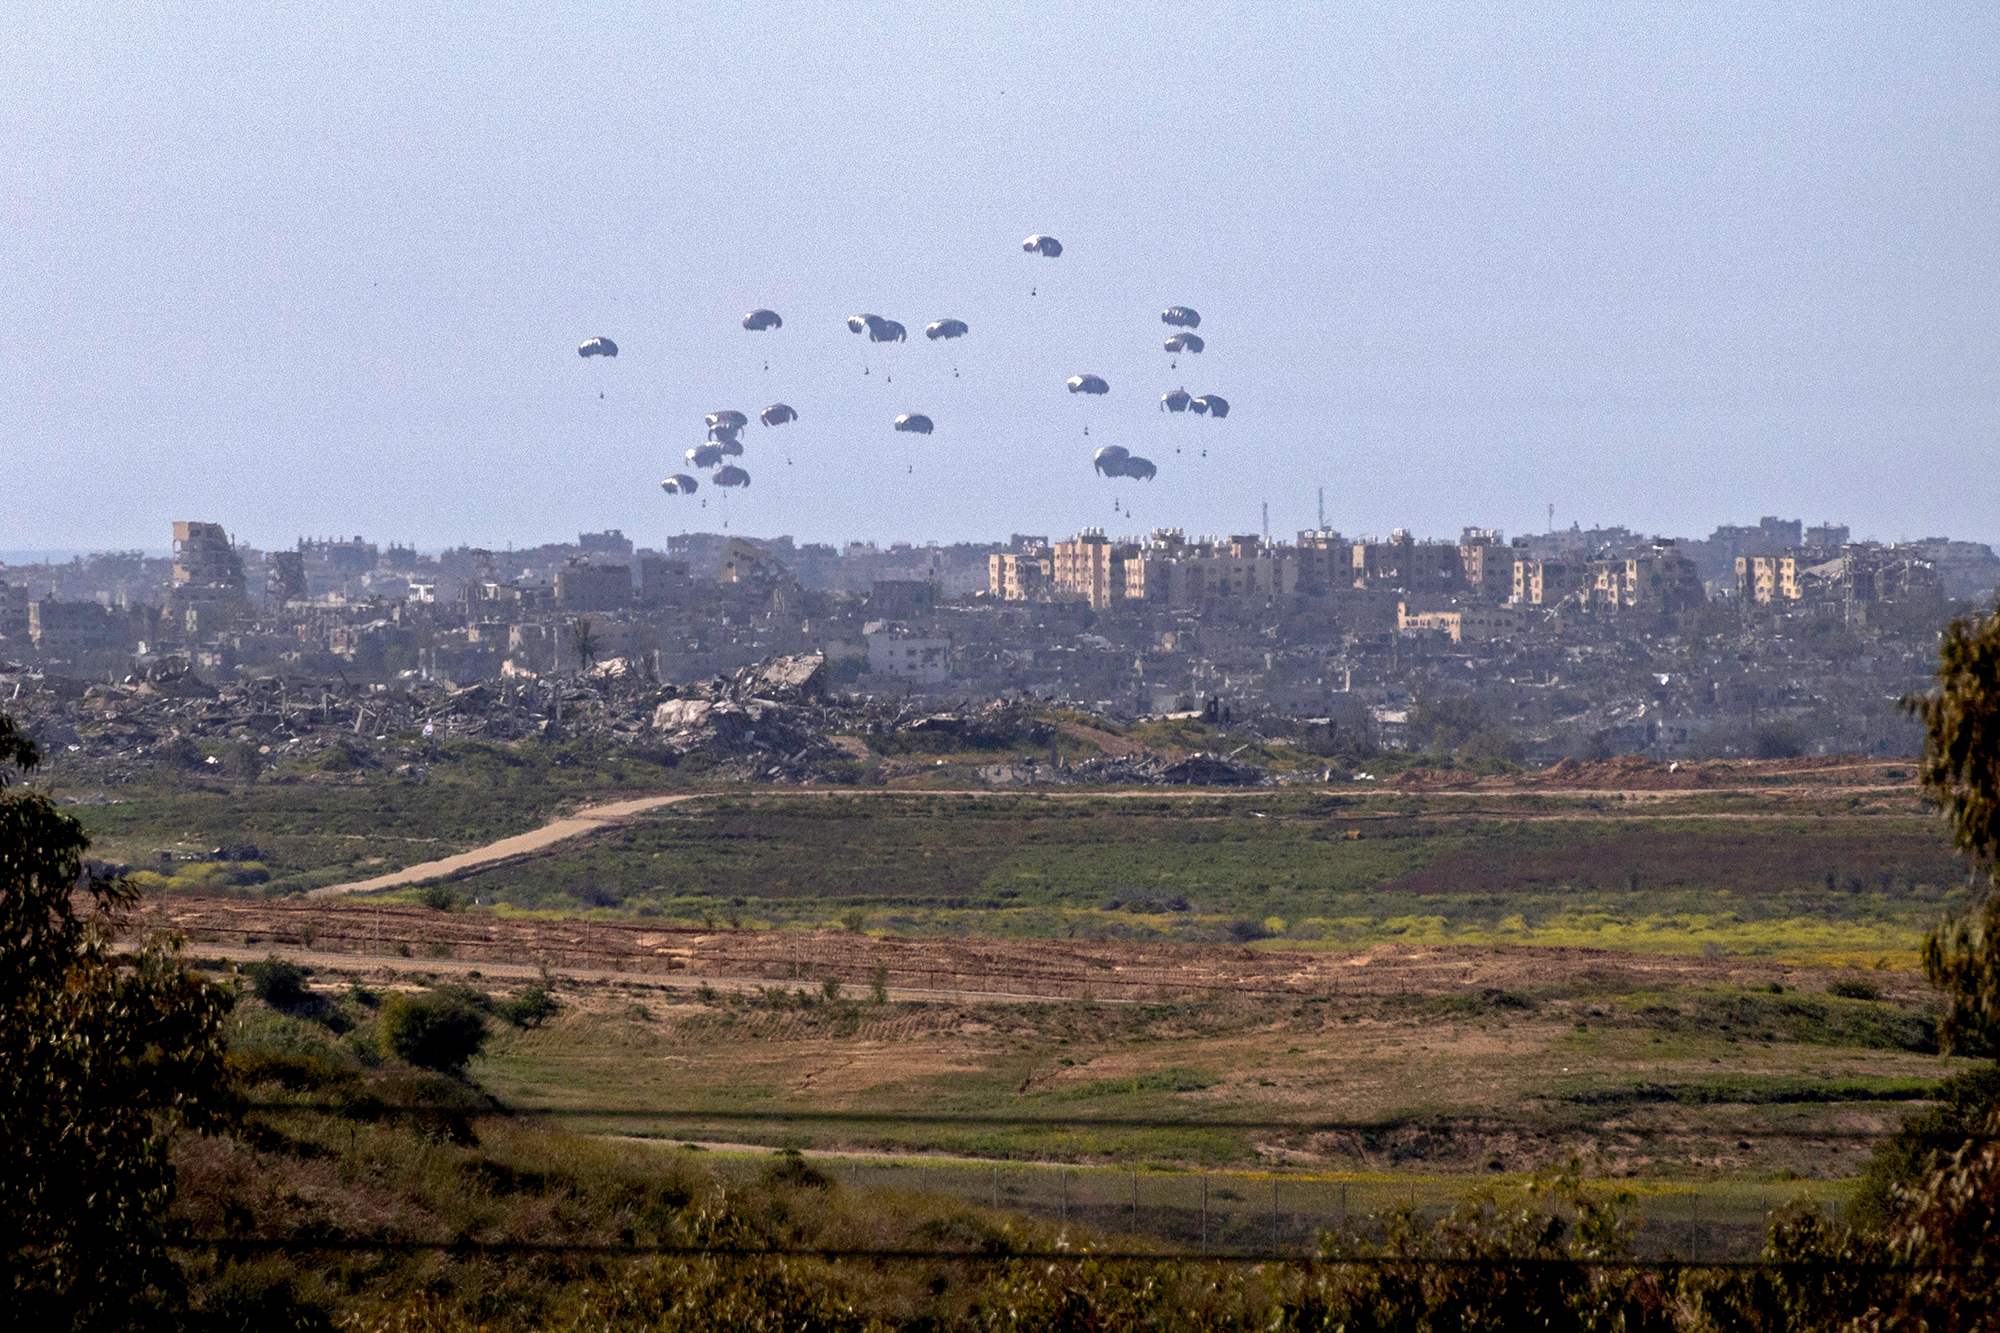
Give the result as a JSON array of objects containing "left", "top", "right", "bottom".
[
  {"left": 977, "top": 750, "right": 1269, "bottom": 787},
  {"left": 650, "top": 655, "right": 847, "bottom": 781},
  {"left": 0, "top": 651, "right": 1282, "bottom": 789},
  {"left": 0, "top": 653, "right": 837, "bottom": 784}
]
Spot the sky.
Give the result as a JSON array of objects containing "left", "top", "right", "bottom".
[{"left": 3, "top": 3, "right": 1997, "bottom": 555}]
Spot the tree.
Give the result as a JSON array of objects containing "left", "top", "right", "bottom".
[
  {"left": 1909, "top": 612, "right": 2000, "bottom": 1053},
  {"left": 1828, "top": 610, "right": 2000, "bottom": 1321},
  {"left": 379, "top": 990, "right": 489, "bottom": 1074},
  {"left": 1410, "top": 693, "right": 1488, "bottom": 756},
  {"left": 571, "top": 615, "right": 601, "bottom": 674},
  {"left": 0, "top": 712, "right": 234, "bottom": 1330}
]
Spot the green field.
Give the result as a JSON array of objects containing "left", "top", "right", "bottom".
[
  {"left": 427, "top": 791, "right": 1966, "bottom": 960},
  {"left": 57, "top": 739, "right": 691, "bottom": 893}
]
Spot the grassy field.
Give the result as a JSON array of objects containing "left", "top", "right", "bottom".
[
  {"left": 460, "top": 958, "right": 1957, "bottom": 1186},
  {"left": 63, "top": 751, "right": 1976, "bottom": 1200},
  {"left": 414, "top": 789, "right": 1967, "bottom": 961},
  {"left": 55, "top": 739, "right": 693, "bottom": 894},
  {"left": 55, "top": 756, "right": 1969, "bottom": 959}
]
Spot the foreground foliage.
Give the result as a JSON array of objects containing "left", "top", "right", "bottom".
[{"left": 0, "top": 714, "right": 234, "bottom": 1330}]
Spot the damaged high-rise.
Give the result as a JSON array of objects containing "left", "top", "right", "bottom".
[{"left": 169, "top": 521, "right": 251, "bottom": 638}]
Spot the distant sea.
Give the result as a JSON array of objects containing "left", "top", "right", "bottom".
[{"left": 0, "top": 550, "right": 172, "bottom": 565}]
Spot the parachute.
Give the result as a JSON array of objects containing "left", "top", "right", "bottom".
[
  {"left": 742, "top": 309, "right": 782, "bottom": 331},
  {"left": 577, "top": 337, "right": 617, "bottom": 358},
  {"left": 1022, "top": 234, "right": 1063, "bottom": 257},
  {"left": 760, "top": 403, "right": 797, "bottom": 427},
  {"left": 705, "top": 410, "right": 748, "bottom": 429},
  {"left": 1191, "top": 394, "right": 1230, "bottom": 418},
  {"left": 708, "top": 423, "right": 744, "bottom": 444},
  {"left": 893, "top": 413, "right": 934, "bottom": 434},
  {"left": 687, "top": 443, "right": 726, "bottom": 468},
  {"left": 712, "top": 465, "right": 751, "bottom": 488},
  {"left": 1164, "top": 333, "right": 1204, "bottom": 354},
  {"left": 925, "top": 318, "right": 969, "bottom": 340},
  {"left": 1093, "top": 446, "right": 1156, "bottom": 481},
  {"left": 661, "top": 474, "right": 699, "bottom": 495},
  {"left": 1162, "top": 306, "right": 1201, "bottom": 329},
  {"left": 1067, "top": 374, "right": 1109, "bottom": 395},
  {"left": 1161, "top": 388, "right": 1192, "bottom": 413},
  {"left": 719, "top": 438, "right": 744, "bottom": 457},
  {"left": 847, "top": 313, "right": 904, "bottom": 341}
]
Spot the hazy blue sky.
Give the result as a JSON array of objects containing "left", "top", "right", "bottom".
[{"left": 4, "top": 3, "right": 1996, "bottom": 553}]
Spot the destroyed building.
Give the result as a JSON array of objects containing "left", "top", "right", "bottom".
[{"left": 1, "top": 504, "right": 1990, "bottom": 778}]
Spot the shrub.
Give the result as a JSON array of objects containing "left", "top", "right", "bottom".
[
  {"left": 1829, "top": 978, "right": 1882, "bottom": 1001},
  {"left": 418, "top": 883, "right": 463, "bottom": 912},
  {"left": 501, "top": 984, "right": 561, "bottom": 1029},
  {"left": 761, "top": 1147, "right": 829, "bottom": 1190},
  {"left": 246, "top": 955, "right": 312, "bottom": 1011},
  {"left": 379, "top": 991, "right": 489, "bottom": 1075}
]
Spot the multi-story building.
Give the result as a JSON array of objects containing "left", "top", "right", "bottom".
[
  {"left": 554, "top": 562, "right": 633, "bottom": 612},
  {"left": 1294, "top": 529, "right": 1348, "bottom": 594},
  {"left": 1350, "top": 531, "right": 1465, "bottom": 594},
  {"left": 989, "top": 549, "right": 1052, "bottom": 601},
  {"left": 28, "top": 599, "right": 131, "bottom": 656},
  {"left": 1052, "top": 529, "right": 1139, "bottom": 609},
  {"left": 170, "top": 521, "right": 251, "bottom": 636},
  {"left": 266, "top": 551, "right": 308, "bottom": 606},
  {"left": 0, "top": 581, "right": 28, "bottom": 642},
  {"left": 1457, "top": 529, "right": 1509, "bottom": 600},
  {"left": 1512, "top": 558, "right": 1582, "bottom": 606},
  {"left": 867, "top": 632, "right": 952, "bottom": 683},
  {"left": 1736, "top": 555, "right": 1800, "bottom": 605},
  {"left": 298, "top": 535, "right": 379, "bottom": 580},
  {"left": 1137, "top": 534, "right": 1298, "bottom": 610},
  {"left": 1584, "top": 545, "right": 1704, "bottom": 614},
  {"left": 1397, "top": 599, "right": 1522, "bottom": 643}
]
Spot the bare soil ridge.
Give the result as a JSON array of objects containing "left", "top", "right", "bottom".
[{"left": 133, "top": 899, "right": 1928, "bottom": 1006}]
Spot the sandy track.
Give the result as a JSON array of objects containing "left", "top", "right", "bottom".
[{"left": 308, "top": 793, "right": 710, "bottom": 897}]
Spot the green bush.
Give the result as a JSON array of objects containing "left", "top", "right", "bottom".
[
  {"left": 246, "top": 955, "right": 312, "bottom": 1010},
  {"left": 501, "top": 984, "right": 561, "bottom": 1029},
  {"left": 418, "top": 883, "right": 463, "bottom": 912},
  {"left": 1829, "top": 978, "right": 1882, "bottom": 1001},
  {"left": 379, "top": 991, "right": 488, "bottom": 1075}
]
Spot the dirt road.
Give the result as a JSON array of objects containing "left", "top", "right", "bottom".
[{"left": 309, "top": 793, "right": 710, "bottom": 897}]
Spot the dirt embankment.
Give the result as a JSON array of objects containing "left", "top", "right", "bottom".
[
  {"left": 129, "top": 896, "right": 1916, "bottom": 1005},
  {"left": 1387, "top": 755, "right": 1913, "bottom": 794}
]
